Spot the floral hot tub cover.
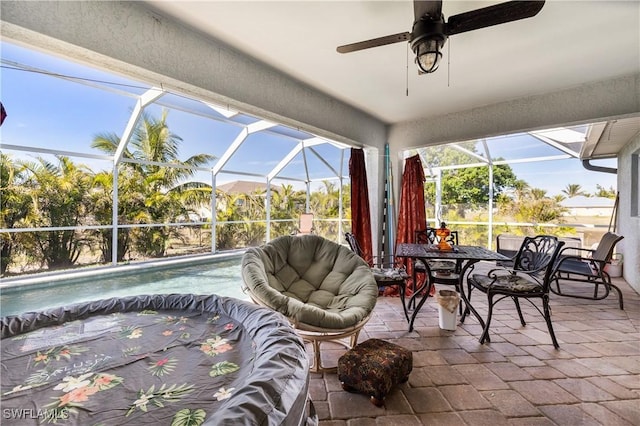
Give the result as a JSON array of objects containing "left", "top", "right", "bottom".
[{"left": 1, "top": 294, "right": 310, "bottom": 425}]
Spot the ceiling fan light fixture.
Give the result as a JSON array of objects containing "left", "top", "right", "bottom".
[
  {"left": 415, "top": 38, "right": 443, "bottom": 73},
  {"left": 336, "top": 1, "right": 546, "bottom": 77},
  {"left": 410, "top": 15, "right": 447, "bottom": 74}
]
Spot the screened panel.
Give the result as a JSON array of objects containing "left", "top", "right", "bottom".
[
  {"left": 269, "top": 125, "right": 315, "bottom": 140},
  {"left": 154, "top": 92, "right": 244, "bottom": 125},
  {"left": 1, "top": 40, "right": 351, "bottom": 276},
  {"left": 222, "top": 132, "right": 299, "bottom": 176},
  {"left": 303, "top": 150, "right": 341, "bottom": 181},
  {"left": 2, "top": 43, "right": 151, "bottom": 96},
  {"left": 307, "top": 143, "right": 347, "bottom": 179},
  {"left": 141, "top": 102, "right": 241, "bottom": 165},
  {"left": 228, "top": 113, "right": 262, "bottom": 126},
  {"left": 1, "top": 45, "right": 145, "bottom": 156},
  {"left": 3, "top": 229, "right": 108, "bottom": 274},
  {"left": 483, "top": 133, "right": 570, "bottom": 161},
  {"left": 419, "top": 142, "right": 484, "bottom": 168},
  {"left": 275, "top": 151, "right": 308, "bottom": 181}
]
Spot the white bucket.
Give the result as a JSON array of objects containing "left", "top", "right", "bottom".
[
  {"left": 438, "top": 306, "right": 457, "bottom": 331},
  {"left": 437, "top": 289, "right": 459, "bottom": 331},
  {"left": 606, "top": 254, "right": 623, "bottom": 278}
]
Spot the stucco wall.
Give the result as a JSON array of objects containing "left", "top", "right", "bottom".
[
  {"left": 617, "top": 134, "right": 640, "bottom": 292},
  {"left": 388, "top": 74, "right": 640, "bottom": 151}
]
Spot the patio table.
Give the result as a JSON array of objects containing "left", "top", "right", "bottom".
[{"left": 396, "top": 243, "right": 510, "bottom": 334}]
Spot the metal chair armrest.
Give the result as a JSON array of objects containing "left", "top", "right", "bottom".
[
  {"left": 556, "top": 254, "right": 601, "bottom": 267},
  {"left": 559, "top": 246, "right": 594, "bottom": 256},
  {"left": 555, "top": 255, "right": 603, "bottom": 277},
  {"left": 487, "top": 267, "right": 517, "bottom": 276}
]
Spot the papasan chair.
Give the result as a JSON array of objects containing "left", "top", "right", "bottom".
[{"left": 242, "top": 234, "right": 378, "bottom": 372}]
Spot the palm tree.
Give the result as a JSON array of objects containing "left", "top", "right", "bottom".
[
  {"left": 310, "top": 180, "right": 341, "bottom": 236},
  {"left": 91, "top": 166, "right": 147, "bottom": 262},
  {"left": 93, "top": 110, "right": 214, "bottom": 186},
  {"left": 561, "top": 183, "right": 589, "bottom": 198},
  {"left": 594, "top": 184, "right": 617, "bottom": 199},
  {"left": 270, "top": 184, "right": 306, "bottom": 236},
  {"left": 239, "top": 192, "right": 267, "bottom": 246},
  {"left": 215, "top": 191, "right": 244, "bottom": 249},
  {"left": 513, "top": 187, "right": 568, "bottom": 230},
  {"left": 20, "top": 156, "right": 94, "bottom": 269},
  {"left": 92, "top": 110, "right": 215, "bottom": 259},
  {"left": 0, "top": 154, "right": 31, "bottom": 275}
]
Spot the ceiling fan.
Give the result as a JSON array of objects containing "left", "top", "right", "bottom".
[{"left": 337, "top": 0, "right": 545, "bottom": 74}]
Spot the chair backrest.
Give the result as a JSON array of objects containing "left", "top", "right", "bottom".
[
  {"left": 498, "top": 234, "right": 583, "bottom": 259},
  {"left": 344, "top": 232, "right": 364, "bottom": 258},
  {"left": 415, "top": 228, "right": 436, "bottom": 244},
  {"left": 297, "top": 213, "right": 314, "bottom": 235},
  {"left": 592, "top": 232, "right": 624, "bottom": 263},
  {"left": 415, "top": 227, "right": 459, "bottom": 245},
  {"left": 241, "top": 234, "right": 378, "bottom": 329},
  {"left": 446, "top": 230, "right": 459, "bottom": 245},
  {"left": 513, "top": 235, "right": 560, "bottom": 274},
  {"left": 496, "top": 234, "right": 522, "bottom": 259},
  {"left": 541, "top": 240, "right": 565, "bottom": 291}
]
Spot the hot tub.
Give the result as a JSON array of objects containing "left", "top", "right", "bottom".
[{"left": 1, "top": 294, "right": 311, "bottom": 425}]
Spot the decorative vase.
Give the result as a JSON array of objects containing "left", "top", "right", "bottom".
[{"left": 436, "top": 222, "right": 453, "bottom": 251}]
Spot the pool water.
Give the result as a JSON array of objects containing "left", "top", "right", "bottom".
[{"left": 1, "top": 256, "right": 247, "bottom": 317}]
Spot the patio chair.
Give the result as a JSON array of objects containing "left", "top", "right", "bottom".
[
  {"left": 466, "top": 235, "right": 564, "bottom": 348},
  {"left": 241, "top": 234, "right": 378, "bottom": 372},
  {"left": 293, "top": 212, "right": 315, "bottom": 235},
  {"left": 344, "top": 232, "right": 409, "bottom": 321},
  {"left": 413, "top": 228, "right": 461, "bottom": 305},
  {"left": 496, "top": 234, "right": 521, "bottom": 268},
  {"left": 497, "top": 234, "right": 582, "bottom": 268},
  {"left": 551, "top": 232, "right": 624, "bottom": 309}
]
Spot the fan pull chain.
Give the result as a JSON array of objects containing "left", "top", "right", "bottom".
[
  {"left": 406, "top": 43, "right": 409, "bottom": 96},
  {"left": 447, "top": 41, "right": 451, "bottom": 87}
]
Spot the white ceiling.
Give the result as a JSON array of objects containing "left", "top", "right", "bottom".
[{"left": 147, "top": 0, "right": 639, "bottom": 127}]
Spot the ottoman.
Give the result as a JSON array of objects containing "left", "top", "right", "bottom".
[{"left": 337, "top": 338, "right": 413, "bottom": 406}]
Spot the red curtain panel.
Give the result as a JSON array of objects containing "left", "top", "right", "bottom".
[
  {"left": 0, "top": 102, "right": 7, "bottom": 126},
  {"left": 349, "top": 148, "right": 373, "bottom": 264},
  {"left": 395, "top": 154, "right": 430, "bottom": 298}
]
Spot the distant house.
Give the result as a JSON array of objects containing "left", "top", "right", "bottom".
[
  {"left": 213, "top": 180, "right": 283, "bottom": 212},
  {"left": 560, "top": 196, "right": 615, "bottom": 217},
  {"left": 217, "top": 180, "right": 281, "bottom": 195}
]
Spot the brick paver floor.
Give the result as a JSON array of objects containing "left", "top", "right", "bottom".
[{"left": 308, "top": 275, "right": 639, "bottom": 425}]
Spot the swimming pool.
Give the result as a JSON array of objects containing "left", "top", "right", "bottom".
[{"left": 0, "top": 253, "right": 247, "bottom": 317}]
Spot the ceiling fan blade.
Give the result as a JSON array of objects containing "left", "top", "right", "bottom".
[
  {"left": 337, "top": 32, "right": 411, "bottom": 54},
  {"left": 446, "top": 1, "right": 545, "bottom": 36},
  {"left": 413, "top": 0, "right": 442, "bottom": 21}
]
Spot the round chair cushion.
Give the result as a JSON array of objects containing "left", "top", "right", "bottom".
[
  {"left": 242, "top": 235, "right": 378, "bottom": 330},
  {"left": 471, "top": 273, "right": 542, "bottom": 292}
]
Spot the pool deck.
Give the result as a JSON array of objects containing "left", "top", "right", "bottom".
[{"left": 310, "top": 276, "right": 639, "bottom": 425}]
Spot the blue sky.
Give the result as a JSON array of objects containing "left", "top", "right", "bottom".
[
  {"left": 1, "top": 41, "right": 617, "bottom": 196},
  {"left": 487, "top": 135, "right": 617, "bottom": 197}
]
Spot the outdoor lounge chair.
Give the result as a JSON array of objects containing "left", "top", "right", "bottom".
[
  {"left": 466, "top": 235, "right": 564, "bottom": 348},
  {"left": 551, "top": 232, "right": 624, "bottom": 309},
  {"left": 241, "top": 234, "right": 378, "bottom": 372},
  {"left": 344, "top": 232, "right": 409, "bottom": 321},
  {"left": 497, "top": 234, "right": 582, "bottom": 268},
  {"left": 293, "top": 212, "right": 315, "bottom": 235}
]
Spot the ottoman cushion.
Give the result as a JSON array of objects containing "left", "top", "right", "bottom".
[{"left": 337, "top": 338, "right": 413, "bottom": 406}]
